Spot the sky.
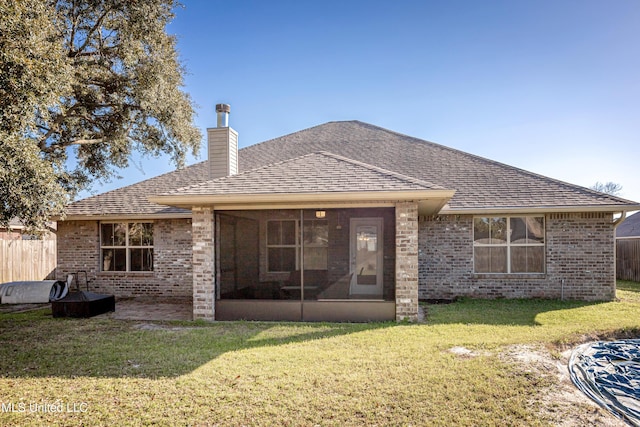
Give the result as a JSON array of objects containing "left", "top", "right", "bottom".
[{"left": 83, "top": 0, "right": 640, "bottom": 203}]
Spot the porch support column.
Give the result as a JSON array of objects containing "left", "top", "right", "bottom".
[
  {"left": 192, "top": 206, "right": 215, "bottom": 320},
  {"left": 395, "top": 202, "right": 419, "bottom": 322}
]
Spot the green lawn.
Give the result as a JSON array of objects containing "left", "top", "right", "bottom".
[{"left": 1, "top": 282, "right": 639, "bottom": 426}]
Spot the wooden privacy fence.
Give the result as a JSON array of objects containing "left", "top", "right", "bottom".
[
  {"left": 0, "top": 239, "right": 56, "bottom": 283},
  {"left": 617, "top": 238, "right": 640, "bottom": 282}
]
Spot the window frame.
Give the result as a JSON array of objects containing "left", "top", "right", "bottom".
[
  {"left": 473, "top": 215, "right": 545, "bottom": 274},
  {"left": 266, "top": 219, "right": 299, "bottom": 273},
  {"left": 266, "top": 219, "right": 329, "bottom": 273},
  {"left": 100, "top": 222, "right": 154, "bottom": 272}
]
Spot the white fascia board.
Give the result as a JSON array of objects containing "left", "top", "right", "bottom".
[
  {"left": 59, "top": 212, "right": 192, "bottom": 221},
  {"left": 439, "top": 204, "right": 640, "bottom": 215},
  {"left": 149, "top": 189, "right": 456, "bottom": 209}
]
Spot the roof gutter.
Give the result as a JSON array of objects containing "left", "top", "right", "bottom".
[
  {"left": 440, "top": 205, "right": 640, "bottom": 215},
  {"left": 58, "top": 212, "right": 192, "bottom": 221},
  {"left": 613, "top": 211, "right": 627, "bottom": 228},
  {"left": 149, "top": 189, "right": 456, "bottom": 209}
]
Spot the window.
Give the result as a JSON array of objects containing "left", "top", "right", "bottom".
[
  {"left": 101, "top": 222, "right": 153, "bottom": 272},
  {"left": 303, "top": 220, "right": 328, "bottom": 270},
  {"left": 266, "top": 219, "right": 328, "bottom": 272},
  {"left": 473, "top": 216, "right": 544, "bottom": 273},
  {"left": 267, "top": 220, "right": 297, "bottom": 272}
]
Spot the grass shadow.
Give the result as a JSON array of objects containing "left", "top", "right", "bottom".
[
  {"left": 0, "top": 308, "right": 398, "bottom": 379},
  {"left": 424, "top": 297, "right": 606, "bottom": 326},
  {"left": 617, "top": 280, "right": 640, "bottom": 291},
  {"left": 3, "top": 282, "right": 637, "bottom": 380}
]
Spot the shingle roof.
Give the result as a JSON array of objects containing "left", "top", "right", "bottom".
[
  {"left": 617, "top": 211, "right": 640, "bottom": 238},
  {"left": 239, "top": 121, "right": 638, "bottom": 212},
  {"left": 65, "top": 120, "right": 639, "bottom": 217},
  {"left": 64, "top": 162, "right": 207, "bottom": 216},
  {"left": 164, "top": 151, "right": 446, "bottom": 196}
]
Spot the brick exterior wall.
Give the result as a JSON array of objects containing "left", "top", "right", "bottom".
[
  {"left": 192, "top": 207, "right": 215, "bottom": 320},
  {"left": 419, "top": 212, "right": 616, "bottom": 301},
  {"left": 58, "top": 208, "right": 614, "bottom": 322},
  {"left": 395, "top": 202, "right": 419, "bottom": 321},
  {"left": 56, "top": 219, "right": 192, "bottom": 300}
]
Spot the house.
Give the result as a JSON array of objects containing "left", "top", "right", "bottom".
[
  {"left": 616, "top": 211, "right": 640, "bottom": 282},
  {"left": 616, "top": 211, "right": 640, "bottom": 239},
  {"left": 0, "top": 219, "right": 24, "bottom": 240},
  {"left": 57, "top": 105, "right": 640, "bottom": 321}
]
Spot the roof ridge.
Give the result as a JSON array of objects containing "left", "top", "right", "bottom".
[
  {"left": 239, "top": 121, "right": 360, "bottom": 154},
  {"left": 166, "top": 150, "right": 445, "bottom": 196},
  {"left": 316, "top": 151, "right": 446, "bottom": 190},
  {"left": 167, "top": 152, "right": 324, "bottom": 194}
]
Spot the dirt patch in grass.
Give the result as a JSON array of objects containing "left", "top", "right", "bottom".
[
  {"left": 501, "top": 344, "right": 627, "bottom": 426},
  {"left": 448, "top": 346, "right": 491, "bottom": 358},
  {"left": 132, "top": 323, "right": 196, "bottom": 331},
  {"left": 0, "top": 303, "right": 48, "bottom": 314}
]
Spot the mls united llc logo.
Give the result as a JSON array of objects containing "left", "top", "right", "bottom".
[{"left": 1, "top": 400, "right": 88, "bottom": 413}]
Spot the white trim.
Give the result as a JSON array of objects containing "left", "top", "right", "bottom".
[
  {"left": 61, "top": 213, "right": 190, "bottom": 221},
  {"left": 442, "top": 205, "right": 640, "bottom": 215},
  {"left": 149, "top": 189, "right": 456, "bottom": 208},
  {"left": 210, "top": 201, "right": 398, "bottom": 210}
]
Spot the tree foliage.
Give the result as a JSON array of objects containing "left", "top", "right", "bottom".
[
  {"left": 0, "top": 0, "right": 200, "bottom": 232},
  {"left": 590, "top": 181, "right": 623, "bottom": 196}
]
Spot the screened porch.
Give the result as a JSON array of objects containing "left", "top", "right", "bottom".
[{"left": 214, "top": 207, "right": 396, "bottom": 321}]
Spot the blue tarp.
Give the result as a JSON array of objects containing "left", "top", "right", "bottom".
[{"left": 568, "top": 339, "right": 640, "bottom": 426}]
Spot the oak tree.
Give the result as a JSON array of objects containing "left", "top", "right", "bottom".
[{"left": 0, "top": 0, "right": 201, "bottom": 232}]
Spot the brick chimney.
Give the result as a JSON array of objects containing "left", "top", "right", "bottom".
[{"left": 207, "top": 103, "right": 238, "bottom": 179}]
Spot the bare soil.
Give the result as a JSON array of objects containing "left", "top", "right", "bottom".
[{"left": 500, "top": 344, "right": 627, "bottom": 426}]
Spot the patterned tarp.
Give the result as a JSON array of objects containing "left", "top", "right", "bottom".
[{"left": 569, "top": 339, "right": 640, "bottom": 426}]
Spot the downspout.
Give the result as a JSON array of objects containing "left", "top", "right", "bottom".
[{"left": 612, "top": 211, "right": 627, "bottom": 228}]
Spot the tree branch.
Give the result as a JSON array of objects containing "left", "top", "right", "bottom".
[
  {"left": 37, "top": 104, "right": 81, "bottom": 150},
  {"left": 69, "top": 138, "right": 105, "bottom": 146},
  {"left": 68, "top": 7, "right": 111, "bottom": 57},
  {"left": 71, "top": 46, "right": 117, "bottom": 58}
]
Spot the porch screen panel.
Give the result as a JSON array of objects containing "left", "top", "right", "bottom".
[
  {"left": 302, "top": 217, "right": 328, "bottom": 301},
  {"left": 303, "top": 220, "right": 328, "bottom": 270},
  {"left": 216, "top": 209, "right": 395, "bottom": 306},
  {"left": 218, "top": 213, "right": 261, "bottom": 299}
]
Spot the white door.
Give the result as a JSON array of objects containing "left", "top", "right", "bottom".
[{"left": 349, "top": 218, "right": 383, "bottom": 296}]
